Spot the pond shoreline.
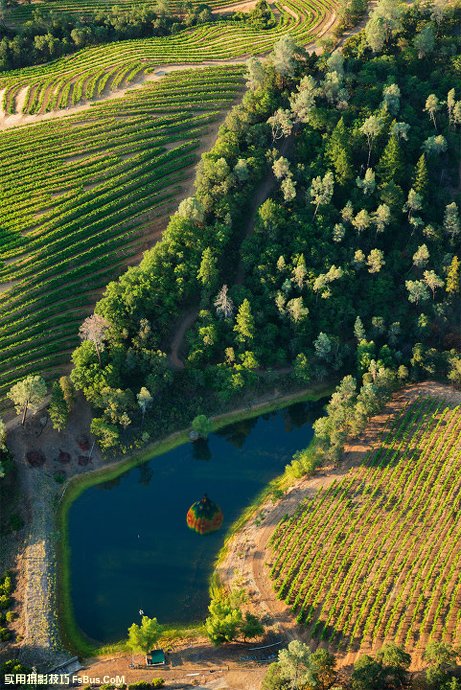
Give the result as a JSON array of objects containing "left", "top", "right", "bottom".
[{"left": 56, "top": 381, "right": 334, "bottom": 657}]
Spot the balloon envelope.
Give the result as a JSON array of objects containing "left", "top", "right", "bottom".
[{"left": 186, "top": 494, "right": 224, "bottom": 535}]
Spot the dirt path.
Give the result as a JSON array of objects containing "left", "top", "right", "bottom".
[
  {"left": 169, "top": 308, "right": 200, "bottom": 368},
  {"left": 217, "top": 382, "right": 461, "bottom": 672}
]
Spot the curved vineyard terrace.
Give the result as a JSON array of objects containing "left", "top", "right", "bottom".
[{"left": 66, "top": 399, "right": 323, "bottom": 642}]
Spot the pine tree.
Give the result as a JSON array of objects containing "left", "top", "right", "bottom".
[
  {"left": 446, "top": 256, "right": 460, "bottom": 295},
  {"left": 413, "top": 154, "right": 429, "bottom": 199},
  {"left": 377, "top": 134, "right": 404, "bottom": 185},
  {"left": 325, "top": 118, "right": 354, "bottom": 185},
  {"left": 234, "top": 299, "right": 255, "bottom": 343},
  {"left": 197, "top": 247, "right": 218, "bottom": 289}
]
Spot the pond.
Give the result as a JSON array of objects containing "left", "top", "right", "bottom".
[{"left": 68, "top": 399, "right": 324, "bottom": 643}]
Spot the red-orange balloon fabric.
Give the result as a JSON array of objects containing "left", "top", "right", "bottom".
[{"left": 186, "top": 494, "right": 224, "bottom": 535}]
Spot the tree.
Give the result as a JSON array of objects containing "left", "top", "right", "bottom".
[
  {"left": 424, "top": 642, "right": 458, "bottom": 687},
  {"left": 406, "top": 279, "right": 430, "bottom": 304},
  {"left": 391, "top": 121, "right": 410, "bottom": 141},
  {"left": 354, "top": 316, "right": 366, "bottom": 341},
  {"left": 360, "top": 115, "right": 382, "bottom": 167},
  {"left": 444, "top": 202, "right": 460, "bottom": 241},
  {"left": 281, "top": 175, "right": 297, "bottom": 202},
  {"left": 234, "top": 158, "right": 250, "bottom": 182},
  {"left": 137, "top": 387, "right": 153, "bottom": 426},
  {"left": 371, "top": 0, "right": 403, "bottom": 42},
  {"left": 214, "top": 284, "right": 234, "bottom": 319},
  {"left": 367, "top": 249, "right": 385, "bottom": 273},
  {"left": 414, "top": 23, "right": 435, "bottom": 58},
  {"left": 375, "top": 643, "right": 411, "bottom": 687},
  {"left": 352, "top": 655, "right": 385, "bottom": 690},
  {"left": 278, "top": 640, "right": 315, "bottom": 690},
  {"left": 413, "top": 154, "right": 429, "bottom": 198},
  {"left": 191, "top": 414, "right": 212, "bottom": 439},
  {"left": 403, "top": 188, "right": 422, "bottom": 220},
  {"left": 267, "top": 108, "right": 293, "bottom": 141},
  {"left": 8, "top": 375, "right": 47, "bottom": 426},
  {"left": 205, "top": 595, "right": 242, "bottom": 645},
  {"left": 240, "top": 612, "right": 264, "bottom": 641},
  {"left": 412, "top": 244, "right": 430, "bottom": 268},
  {"left": 197, "top": 247, "right": 218, "bottom": 290},
  {"left": 423, "top": 270, "right": 444, "bottom": 299},
  {"left": 366, "top": 15, "right": 387, "bottom": 52},
  {"left": 372, "top": 204, "right": 391, "bottom": 234},
  {"left": 0, "top": 418, "right": 5, "bottom": 451},
  {"left": 423, "top": 134, "right": 447, "bottom": 156},
  {"left": 377, "top": 134, "right": 404, "bottom": 185},
  {"left": 246, "top": 57, "right": 267, "bottom": 91},
  {"left": 90, "top": 417, "right": 120, "bottom": 450},
  {"left": 447, "top": 88, "right": 456, "bottom": 127},
  {"left": 262, "top": 663, "right": 290, "bottom": 690},
  {"left": 291, "top": 254, "right": 307, "bottom": 288},
  {"left": 448, "top": 356, "right": 461, "bottom": 387},
  {"left": 59, "top": 376, "right": 74, "bottom": 413},
  {"left": 382, "top": 83, "right": 400, "bottom": 114},
  {"left": 272, "top": 156, "right": 291, "bottom": 180},
  {"left": 290, "top": 75, "right": 319, "bottom": 124},
  {"left": 356, "top": 168, "right": 376, "bottom": 195},
  {"left": 309, "top": 171, "right": 334, "bottom": 217},
  {"left": 49, "top": 381, "right": 68, "bottom": 432},
  {"left": 234, "top": 299, "right": 255, "bottom": 343},
  {"left": 127, "top": 616, "right": 162, "bottom": 654},
  {"left": 79, "top": 314, "right": 110, "bottom": 366},
  {"left": 286, "top": 297, "right": 308, "bottom": 322},
  {"left": 271, "top": 35, "right": 301, "bottom": 79},
  {"left": 310, "top": 648, "right": 337, "bottom": 690},
  {"left": 177, "top": 196, "right": 205, "bottom": 224},
  {"left": 293, "top": 353, "right": 311, "bottom": 382},
  {"left": 325, "top": 118, "right": 354, "bottom": 185},
  {"left": 424, "top": 94, "right": 440, "bottom": 130},
  {"left": 352, "top": 209, "right": 371, "bottom": 234},
  {"left": 445, "top": 256, "right": 460, "bottom": 294},
  {"left": 314, "top": 332, "right": 333, "bottom": 361}
]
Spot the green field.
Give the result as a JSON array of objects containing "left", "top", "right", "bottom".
[
  {"left": 0, "top": 65, "right": 244, "bottom": 399},
  {"left": 269, "top": 397, "right": 461, "bottom": 654},
  {"left": 0, "top": 0, "right": 334, "bottom": 114}
]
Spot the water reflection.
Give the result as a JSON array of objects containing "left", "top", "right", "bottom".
[
  {"left": 192, "top": 438, "right": 212, "bottom": 462},
  {"left": 138, "top": 463, "right": 154, "bottom": 486},
  {"left": 215, "top": 415, "right": 259, "bottom": 448}
]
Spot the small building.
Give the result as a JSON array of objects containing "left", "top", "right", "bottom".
[{"left": 146, "top": 649, "right": 166, "bottom": 666}]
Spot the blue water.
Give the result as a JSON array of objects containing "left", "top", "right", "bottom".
[{"left": 68, "top": 400, "right": 323, "bottom": 642}]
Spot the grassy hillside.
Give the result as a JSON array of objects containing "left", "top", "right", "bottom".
[
  {"left": 0, "top": 0, "right": 333, "bottom": 114},
  {"left": 270, "top": 396, "right": 461, "bottom": 654},
  {"left": 0, "top": 65, "right": 244, "bottom": 400}
]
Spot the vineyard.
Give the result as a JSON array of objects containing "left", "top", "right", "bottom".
[
  {"left": 0, "top": 0, "right": 335, "bottom": 115},
  {"left": 269, "top": 397, "right": 461, "bottom": 655},
  {"left": 8, "top": 0, "right": 241, "bottom": 22},
  {"left": 0, "top": 65, "right": 244, "bottom": 400}
]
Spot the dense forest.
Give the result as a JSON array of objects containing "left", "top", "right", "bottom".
[{"left": 64, "top": 0, "right": 461, "bottom": 453}]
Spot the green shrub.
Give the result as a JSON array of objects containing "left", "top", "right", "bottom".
[
  {"left": 5, "top": 611, "right": 17, "bottom": 623},
  {"left": 0, "top": 626, "right": 12, "bottom": 641},
  {"left": 0, "top": 595, "right": 12, "bottom": 610},
  {"left": 0, "top": 574, "right": 13, "bottom": 594},
  {"left": 128, "top": 683, "right": 151, "bottom": 690},
  {"left": 152, "top": 680, "right": 165, "bottom": 689}
]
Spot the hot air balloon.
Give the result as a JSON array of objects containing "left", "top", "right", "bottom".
[{"left": 186, "top": 494, "right": 223, "bottom": 535}]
